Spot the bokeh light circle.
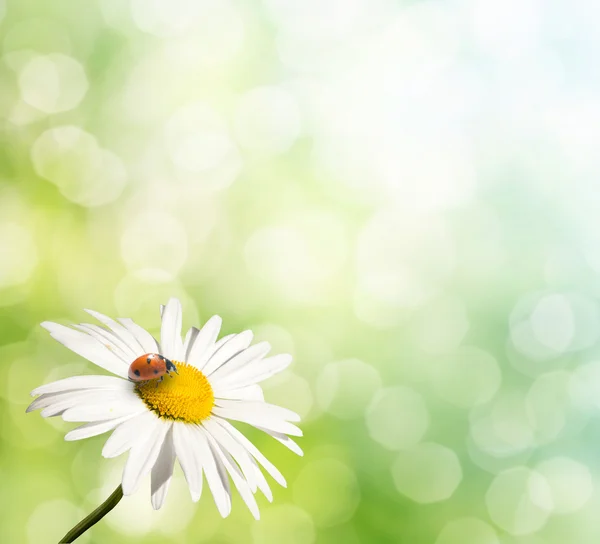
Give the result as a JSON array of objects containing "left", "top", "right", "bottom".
[
  {"left": 27, "top": 500, "right": 88, "bottom": 544},
  {"left": 234, "top": 86, "right": 301, "bottom": 155},
  {"left": 366, "top": 386, "right": 429, "bottom": 450},
  {"left": 0, "top": 222, "right": 37, "bottom": 288},
  {"left": 509, "top": 291, "right": 600, "bottom": 369},
  {"left": 391, "top": 442, "right": 462, "bottom": 504},
  {"left": 355, "top": 209, "right": 455, "bottom": 327},
  {"left": 526, "top": 371, "right": 585, "bottom": 445},
  {"left": 485, "top": 467, "right": 553, "bottom": 535},
  {"left": 130, "top": 0, "right": 203, "bottom": 37},
  {"left": 569, "top": 360, "right": 600, "bottom": 413},
  {"left": 293, "top": 458, "right": 360, "bottom": 527},
  {"left": 165, "top": 102, "right": 234, "bottom": 173},
  {"left": 31, "top": 126, "right": 127, "bottom": 207},
  {"left": 413, "top": 296, "right": 470, "bottom": 354},
  {"left": 469, "top": 390, "right": 536, "bottom": 467},
  {"left": 534, "top": 457, "right": 593, "bottom": 515},
  {"left": 435, "top": 517, "right": 499, "bottom": 544},
  {"left": 121, "top": 210, "right": 188, "bottom": 278},
  {"left": 245, "top": 211, "right": 348, "bottom": 303},
  {"left": 19, "top": 53, "right": 88, "bottom": 113},
  {"left": 431, "top": 347, "right": 502, "bottom": 409},
  {"left": 316, "top": 359, "right": 381, "bottom": 420},
  {"left": 252, "top": 504, "right": 315, "bottom": 544}
]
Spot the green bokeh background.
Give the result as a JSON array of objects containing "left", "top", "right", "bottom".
[{"left": 2, "top": 1, "right": 600, "bottom": 543}]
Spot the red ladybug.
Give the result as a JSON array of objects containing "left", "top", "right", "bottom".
[{"left": 128, "top": 353, "right": 178, "bottom": 383}]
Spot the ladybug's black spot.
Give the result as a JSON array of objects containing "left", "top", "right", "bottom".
[
  {"left": 154, "top": 369, "right": 159, "bottom": 374},
  {"left": 134, "top": 369, "right": 141, "bottom": 377},
  {"left": 147, "top": 357, "right": 151, "bottom": 364}
]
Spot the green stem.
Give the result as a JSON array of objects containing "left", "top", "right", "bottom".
[{"left": 59, "top": 485, "right": 123, "bottom": 543}]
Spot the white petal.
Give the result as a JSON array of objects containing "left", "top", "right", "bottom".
[
  {"left": 193, "top": 334, "right": 236, "bottom": 371},
  {"left": 257, "top": 427, "right": 304, "bottom": 456},
  {"left": 84, "top": 309, "right": 145, "bottom": 358},
  {"left": 183, "top": 327, "right": 199, "bottom": 361},
  {"left": 28, "top": 391, "right": 77, "bottom": 413},
  {"left": 211, "top": 354, "right": 293, "bottom": 390},
  {"left": 103, "top": 411, "right": 158, "bottom": 458},
  {"left": 213, "top": 417, "right": 287, "bottom": 487},
  {"left": 65, "top": 412, "right": 141, "bottom": 441},
  {"left": 206, "top": 432, "right": 260, "bottom": 520},
  {"left": 187, "top": 315, "right": 222, "bottom": 369},
  {"left": 251, "top": 460, "right": 273, "bottom": 502},
  {"left": 212, "top": 406, "right": 302, "bottom": 437},
  {"left": 173, "top": 423, "right": 203, "bottom": 501},
  {"left": 74, "top": 324, "right": 133, "bottom": 362},
  {"left": 213, "top": 334, "right": 235, "bottom": 349},
  {"left": 40, "top": 389, "right": 131, "bottom": 418},
  {"left": 208, "top": 342, "right": 271, "bottom": 382},
  {"left": 151, "top": 427, "right": 176, "bottom": 510},
  {"left": 42, "top": 322, "right": 129, "bottom": 378},
  {"left": 122, "top": 419, "right": 171, "bottom": 495},
  {"left": 201, "top": 330, "right": 254, "bottom": 376},
  {"left": 212, "top": 400, "right": 302, "bottom": 437},
  {"left": 160, "top": 298, "right": 183, "bottom": 361},
  {"left": 190, "top": 425, "right": 231, "bottom": 517},
  {"left": 214, "top": 385, "right": 264, "bottom": 402},
  {"left": 202, "top": 417, "right": 258, "bottom": 492},
  {"left": 215, "top": 399, "right": 300, "bottom": 423},
  {"left": 30, "top": 375, "right": 131, "bottom": 397},
  {"left": 63, "top": 391, "right": 145, "bottom": 422},
  {"left": 118, "top": 318, "right": 160, "bottom": 354}
]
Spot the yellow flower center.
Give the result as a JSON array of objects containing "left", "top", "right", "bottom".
[{"left": 135, "top": 361, "right": 214, "bottom": 423}]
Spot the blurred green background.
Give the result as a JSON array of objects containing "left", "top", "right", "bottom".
[{"left": 2, "top": 0, "right": 600, "bottom": 542}]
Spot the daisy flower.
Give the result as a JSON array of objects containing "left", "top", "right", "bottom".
[{"left": 28, "top": 298, "right": 302, "bottom": 539}]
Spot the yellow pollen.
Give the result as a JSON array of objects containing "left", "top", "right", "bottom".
[{"left": 135, "top": 361, "right": 214, "bottom": 423}]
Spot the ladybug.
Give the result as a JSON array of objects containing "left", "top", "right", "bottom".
[{"left": 128, "top": 353, "right": 178, "bottom": 383}]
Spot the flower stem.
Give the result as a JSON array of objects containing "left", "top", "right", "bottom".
[{"left": 59, "top": 484, "right": 123, "bottom": 543}]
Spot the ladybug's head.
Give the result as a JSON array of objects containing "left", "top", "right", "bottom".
[{"left": 165, "top": 359, "right": 178, "bottom": 374}]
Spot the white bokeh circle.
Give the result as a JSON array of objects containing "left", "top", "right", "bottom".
[
  {"left": 252, "top": 504, "right": 315, "bottom": 544},
  {"left": 391, "top": 442, "right": 462, "bottom": 504},
  {"left": 316, "top": 359, "right": 381, "bottom": 420},
  {"left": 431, "top": 346, "right": 502, "bottom": 409},
  {"left": 485, "top": 467, "right": 553, "bottom": 535},
  {"left": 534, "top": 457, "right": 593, "bottom": 515},
  {"left": 0, "top": 222, "right": 37, "bottom": 288},
  {"left": 234, "top": 86, "right": 301, "bottom": 155},
  {"left": 31, "top": 126, "right": 127, "bottom": 207},
  {"left": 292, "top": 458, "right": 360, "bottom": 527},
  {"left": 435, "top": 517, "right": 499, "bottom": 544},
  {"left": 19, "top": 53, "right": 88, "bottom": 113},
  {"left": 165, "top": 102, "right": 234, "bottom": 173},
  {"left": 121, "top": 211, "right": 188, "bottom": 278},
  {"left": 366, "top": 386, "right": 429, "bottom": 450}
]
